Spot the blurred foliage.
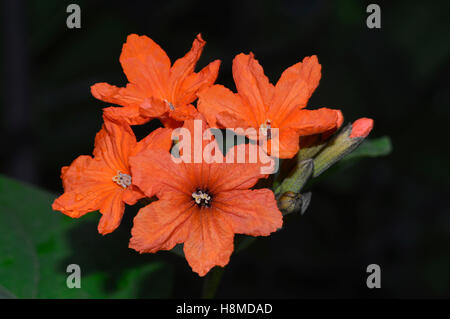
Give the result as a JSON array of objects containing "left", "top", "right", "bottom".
[
  {"left": 0, "top": 175, "right": 173, "bottom": 298},
  {"left": 344, "top": 137, "right": 392, "bottom": 162}
]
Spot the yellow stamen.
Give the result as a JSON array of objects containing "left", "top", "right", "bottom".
[
  {"left": 112, "top": 171, "right": 132, "bottom": 188},
  {"left": 192, "top": 190, "right": 212, "bottom": 207},
  {"left": 164, "top": 99, "right": 175, "bottom": 111}
]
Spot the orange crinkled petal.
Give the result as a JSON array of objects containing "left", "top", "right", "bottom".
[
  {"left": 269, "top": 55, "right": 321, "bottom": 124},
  {"left": 130, "top": 149, "right": 191, "bottom": 198},
  {"left": 120, "top": 34, "right": 171, "bottom": 99},
  {"left": 178, "top": 59, "right": 221, "bottom": 106},
  {"left": 214, "top": 189, "right": 283, "bottom": 236},
  {"left": 91, "top": 83, "right": 150, "bottom": 125},
  {"left": 93, "top": 119, "right": 137, "bottom": 173},
  {"left": 97, "top": 190, "right": 126, "bottom": 235},
  {"left": 232, "top": 53, "right": 274, "bottom": 124},
  {"left": 197, "top": 84, "right": 250, "bottom": 128},
  {"left": 169, "top": 34, "right": 221, "bottom": 106},
  {"left": 273, "top": 108, "right": 341, "bottom": 158},
  {"left": 52, "top": 155, "right": 115, "bottom": 219},
  {"left": 129, "top": 191, "right": 195, "bottom": 253},
  {"left": 183, "top": 206, "right": 234, "bottom": 277}
]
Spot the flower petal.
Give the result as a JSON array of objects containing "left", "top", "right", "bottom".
[
  {"left": 59, "top": 155, "right": 100, "bottom": 191},
  {"left": 183, "top": 207, "right": 234, "bottom": 276},
  {"left": 207, "top": 143, "right": 270, "bottom": 193},
  {"left": 169, "top": 34, "right": 205, "bottom": 91},
  {"left": 138, "top": 97, "right": 170, "bottom": 119},
  {"left": 232, "top": 53, "right": 274, "bottom": 124},
  {"left": 103, "top": 106, "right": 149, "bottom": 126},
  {"left": 119, "top": 34, "right": 171, "bottom": 100},
  {"left": 169, "top": 34, "right": 219, "bottom": 106},
  {"left": 52, "top": 184, "right": 115, "bottom": 219},
  {"left": 176, "top": 113, "right": 214, "bottom": 159},
  {"left": 93, "top": 119, "right": 137, "bottom": 173},
  {"left": 170, "top": 104, "right": 198, "bottom": 122},
  {"left": 159, "top": 116, "right": 184, "bottom": 129},
  {"left": 133, "top": 127, "right": 173, "bottom": 156},
  {"left": 270, "top": 108, "right": 340, "bottom": 158},
  {"left": 122, "top": 186, "right": 145, "bottom": 206},
  {"left": 197, "top": 84, "right": 252, "bottom": 128},
  {"left": 274, "top": 128, "right": 301, "bottom": 159},
  {"left": 270, "top": 55, "right": 321, "bottom": 124},
  {"left": 321, "top": 109, "right": 344, "bottom": 140},
  {"left": 129, "top": 191, "right": 195, "bottom": 252},
  {"left": 215, "top": 111, "right": 249, "bottom": 129},
  {"left": 98, "top": 190, "right": 126, "bottom": 235},
  {"left": 92, "top": 83, "right": 150, "bottom": 125},
  {"left": 52, "top": 156, "right": 116, "bottom": 218},
  {"left": 214, "top": 189, "right": 283, "bottom": 236},
  {"left": 284, "top": 107, "right": 340, "bottom": 136},
  {"left": 91, "top": 82, "right": 147, "bottom": 108},
  {"left": 177, "top": 59, "right": 221, "bottom": 106},
  {"left": 130, "top": 149, "right": 191, "bottom": 198},
  {"left": 91, "top": 82, "right": 121, "bottom": 104}
]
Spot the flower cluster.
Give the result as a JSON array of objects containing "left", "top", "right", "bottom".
[{"left": 52, "top": 33, "right": 373, "bottom": 276}]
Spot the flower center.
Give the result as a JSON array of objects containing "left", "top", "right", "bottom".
[
  {"left": 192, "top": 188, "right": 212, "bottom": 208},
  {"left": 164, "top": 99, "right": 175, "bottom": 111},
  {"left": 260, "top": 119, "right": 272, "bottom": 139},
  {"left": 112, "top": 171, "right": 132, "bottom": 189}
]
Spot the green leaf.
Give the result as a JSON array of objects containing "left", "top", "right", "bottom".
[
  {"left": 342, "top": 136, "right": 393, "bottom": 162},
  {"left": 0, "top": 175, "right": 173, "bottom": 298}
]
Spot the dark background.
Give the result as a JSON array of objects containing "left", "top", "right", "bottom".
[{"left": 1, "top": 0, "right": 449, "bottom": 298}]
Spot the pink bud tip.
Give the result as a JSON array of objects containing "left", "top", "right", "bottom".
[{"left": 349, "top": 118, "right": 374, "bottom": 138}]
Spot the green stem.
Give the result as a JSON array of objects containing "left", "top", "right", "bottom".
[{"left": 201, "top": 266, "right": 225, "bottom": 299}]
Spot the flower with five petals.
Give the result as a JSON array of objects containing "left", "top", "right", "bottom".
[
  {"left": 91, "top": 34, "right": 220, "bottom": 128},
  {"left": 52, "top": 119, "right": 173, "bottom": 234},
  {"left": 128, "top": 116, "right": 283, "bottom": 276},
  {"left": 198, "top": 53, "right": 342, "bottom": 158}
]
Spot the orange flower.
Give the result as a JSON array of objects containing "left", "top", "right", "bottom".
[
  {"left": 91, "top": 34, "right": 221, "bottom": 128},
  {"left": 128, "top": 116, "right": 283, "bottom": 276},
  {"left": 197, "top": 53, "right": 343, "bottom": 158},
  {"left": 52, "top": 119, "right": 173, "bottom": 234},
  {"left": 299, "top": 110, "right": 344, "bottom": 149}
]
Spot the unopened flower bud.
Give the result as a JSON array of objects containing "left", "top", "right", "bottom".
[
  {"left": 278, "top": 191, "right": 312, "bottom": 215},
  {"left": 313, "top": 118, "right": 374, "bottom": 177},
  {"left": 276, "top": 159, "right": 314, "bottom": 196}
]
